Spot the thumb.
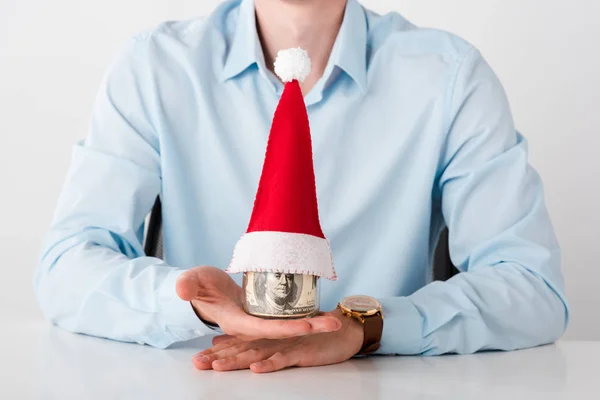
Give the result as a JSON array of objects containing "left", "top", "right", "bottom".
[{"left": 175, "top": 270, "right": 200, "bottom": 301}]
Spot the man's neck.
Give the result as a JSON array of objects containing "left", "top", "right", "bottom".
[{"left": 254, "top": 0, "right": 347, "bottom": 94}]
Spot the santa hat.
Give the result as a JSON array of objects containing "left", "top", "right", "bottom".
[{"left": 227, "top": 48, "right": 337, "bottom": 280}]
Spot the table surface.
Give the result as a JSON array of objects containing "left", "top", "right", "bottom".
[{"left": 1, "top": 320, "right": 596, "bottom": 400}]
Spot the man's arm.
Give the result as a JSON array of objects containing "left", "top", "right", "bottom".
[
  {"left": 185, "top": 47, "right": 570, "bottom": 371},
  {"left": 377, "top": 47, "right": 569, "bottom": 355},
  {"left": 34, "top": 38, "right": 341, "bottom": 348},
  {"left": 33, "top": 38, "right": 213, "bottom": 348}
]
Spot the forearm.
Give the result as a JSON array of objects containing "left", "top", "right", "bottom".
[
  {"left": 375, "top": 47, "right": 570, "bottom": 356},
  {"left": 35, "top": 233, "right": 214, "bottom": 348},
  {"left": 31, "top": 37, "right": 220, "bottom": 348},
  {"left": 377, "top": 262, "right": 567, "bottom": 355}
]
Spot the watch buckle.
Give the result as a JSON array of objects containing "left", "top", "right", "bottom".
[{"left": 338, "top": 306, "right": 366, "bottom": 323}]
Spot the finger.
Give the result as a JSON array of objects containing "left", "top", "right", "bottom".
[
  {"left": 224, "top": 312, "right": 340, "bottom": 340},
  {"left": 250, "top": 349, "right": 301, "bottom": 374},
  {"left": 209, "top": 342, "right": 253, "bottom": 361},
  {"left": 192, "top": 354, "right": 215, "bottom": 370},
  {"left": 249, "top": 316, "right": 341, "bottom": 338},
  {"left": 231, "top": 315, "right": 311, "bottom": 340},
  {"left": 175, "top": 271, "right": 200, "bottom": 301},
  {"left": 212, "top": 335, "right": 235, "bottom": 346},
  {"left": 212, "top": 347, "right": 278, "bottom": 372},
  {"left": 192, "top": 338, "right": 242, "bottom": 369},
  {"left": 195, "top": 341, "right": 252, "bottom": 370},
  {"left": 200, "top": 337, "right": 242, "bottom": 356},
  {"left": 304, "top": 315, "right": 342, "bottom": 333}
]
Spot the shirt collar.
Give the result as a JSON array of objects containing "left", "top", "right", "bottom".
[
  {"left": 220, "top": 0, "right": 264, "bottom": 82},
  {"left": 329, "top": 0, "right": 368, "bottom": 92},
  {"left": 220, "top": 0, "right": 367, "bottom": 92}
]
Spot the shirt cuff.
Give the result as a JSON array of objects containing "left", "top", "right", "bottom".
[
  {"left": 156, "top": 268, "right": 217, "bottom": 347},
  {"left": 376, "top": 296, "right": 424, "bottom": 355}
]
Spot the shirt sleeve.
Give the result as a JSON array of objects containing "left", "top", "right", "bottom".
[
  {"left": 376, "top": 48, "right": 569, "bottom": 355},
  {"left": 33, "top": 38, "right": 215, "bottom": 349}
]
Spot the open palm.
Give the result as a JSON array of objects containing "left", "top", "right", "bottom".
[{"left": 176, "top": 266, "right": 341, "bottom": 340}]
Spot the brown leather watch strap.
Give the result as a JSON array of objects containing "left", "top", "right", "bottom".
[{"left": 357, "top": 311, "right": 383, "bottom": 355}]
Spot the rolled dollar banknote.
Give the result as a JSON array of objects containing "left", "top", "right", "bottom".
[{"left": 242, "top": 272, "right": 320, "bottom": 318}]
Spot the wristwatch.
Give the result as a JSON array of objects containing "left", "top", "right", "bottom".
[{"left": 337, "top": 295, "right": 384, "bottom": 355}]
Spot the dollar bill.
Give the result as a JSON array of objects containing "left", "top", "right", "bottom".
[{"left": 243, "top": 272, "right": 319, "bottom": 318}]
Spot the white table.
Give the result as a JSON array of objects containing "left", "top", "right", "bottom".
[{"left": 0, "top": 321, "right": 596, "bottom": 399}]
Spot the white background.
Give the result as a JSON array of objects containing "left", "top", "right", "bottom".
[{"left": 1, "top": 0, "right": 598, "bottom": 339}]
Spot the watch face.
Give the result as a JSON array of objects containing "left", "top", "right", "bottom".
[{"left": 340, "top": 295, "right": 381, "bottom": 313}]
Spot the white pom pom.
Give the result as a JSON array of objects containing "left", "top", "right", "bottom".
[{"left": 273, "top": 48, "right": 311, "bottom": 83}]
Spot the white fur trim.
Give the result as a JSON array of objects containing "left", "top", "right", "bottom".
[
  {"left": 273, "top": 48, "right": 311, "bottom": 83},
  {"left": 227, "top": 231, "right": 337, "bottom": 280}
]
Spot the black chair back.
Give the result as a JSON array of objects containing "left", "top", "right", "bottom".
[
  {"left": 432, "top": 227, "right": 459, "bottom": 281},
  {"left": 144, "top": 197, "right": 163, "bottom": 259}
]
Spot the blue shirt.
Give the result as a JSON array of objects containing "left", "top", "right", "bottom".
[{"left": 35, "top": 0, "right": 569, "bottom": 354}]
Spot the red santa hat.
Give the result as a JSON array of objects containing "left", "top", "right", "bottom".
[{"left": 227, "top": 48, "right": 337, "bottom": 280}]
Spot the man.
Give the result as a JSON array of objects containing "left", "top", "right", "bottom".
[
  {"left": 35, "top": 0, "right": 569, "bottom": 374},
  {"left": 259, "top": 273, "right": 296, "bottom": 315}
]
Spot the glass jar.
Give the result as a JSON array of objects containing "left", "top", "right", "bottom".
[{"left": 242, "top": 272, "right": 320, "bottom": 319}]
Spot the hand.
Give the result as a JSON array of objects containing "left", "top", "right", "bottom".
[
  {"left": 175, "top": 266, "right": 342, "bottom": 340},
  {"left": 192, "top": 309, "right": 364, "bottom": 373}
]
